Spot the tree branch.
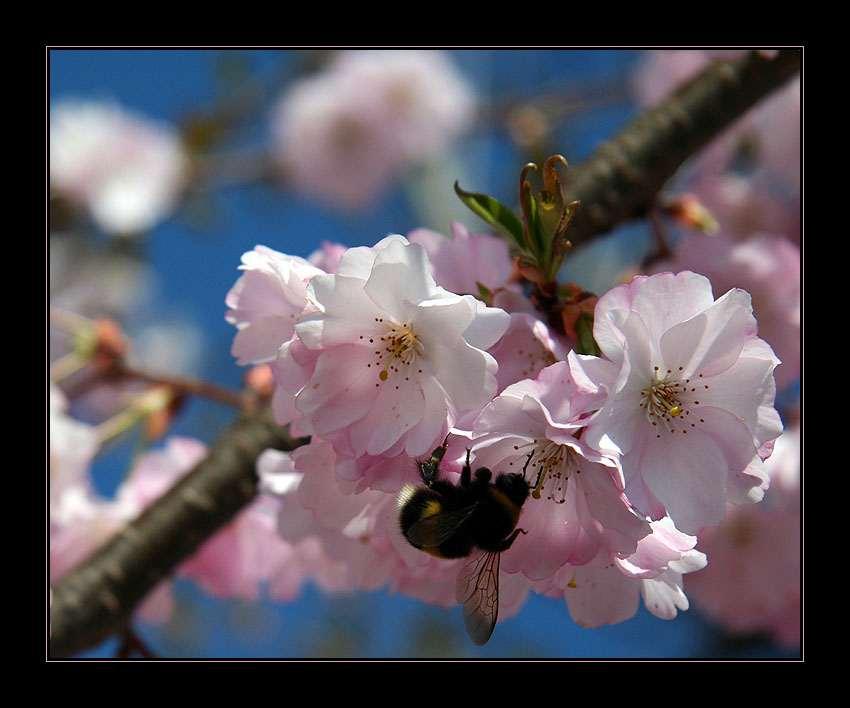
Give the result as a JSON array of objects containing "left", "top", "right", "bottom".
[
  {"left": 562, "top": 49, "right": 801, "bottom": 248},
  {"left": 47, "top": 48, "right": 801, "bottom": 658}
]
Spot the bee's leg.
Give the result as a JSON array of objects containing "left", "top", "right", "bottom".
[
  {"left": 460, "top": 448, "right": 472, "bottom": 488},
  {"left": 522, "top": 451, "right": 543, "bottom": 490},
  {"left": 419, "top": 438, "right": 450, "bottom": 486},
  {"left": 499, "top": 528, "right": 528, "bottom": 552}
]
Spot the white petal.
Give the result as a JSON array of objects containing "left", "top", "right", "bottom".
[
  {"left": 461, "top": 298, "right": 511, "bottom": 351},
  {"left": 298, "top": 275, "right": 384, "bottom": 349},
  {"left": 639, "top": 428, "right": 728, "bottom": 535},
  {"left": 427, "top": 340, "right": 498, "bottom": 414},
  {"left": 363, "top": 239, "right": 438, "bottom": 319},
  {"left": 294, "top": 344, "right": 377, "bottom": 434}
]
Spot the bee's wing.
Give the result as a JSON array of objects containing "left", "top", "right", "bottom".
[
  {"left": 405, "top": 505, "right": 476, "bottom": 548},
  {"left": 456, "top": 549, "right": 500, "bottom": 646}
]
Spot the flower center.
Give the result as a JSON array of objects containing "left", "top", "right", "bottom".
[
  {"left": 509, "top": 439, "right": 573, "bottom": 505},
  {"left": 639, "top": 366, "right": 708, "bottom": 438},
  {"left": 365, "top": 319, "right": 422, "bottom": 382}
]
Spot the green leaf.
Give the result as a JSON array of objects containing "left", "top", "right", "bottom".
[
  {"left": 453, "top": 181, "right": 525, "bottom": 249},
  {"left": 575, "top": 311, "right": 601, "bottom": 357},
  {"left": 519, "top": 173, "right": 544, "bottom": 256}
]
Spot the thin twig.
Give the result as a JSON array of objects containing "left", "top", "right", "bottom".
[{"left": 114, "top": 363, "right": 245, "bottom": 410}]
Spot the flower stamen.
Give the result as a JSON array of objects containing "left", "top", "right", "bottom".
[
  {"left": 511, "top": 439, "right": 571, "bottom": 504},
  {"left": 639, "top": 367, "right": 706, "bottom": 437},
  {"left": 374, "top": 322, "right": 422, "bottom": 382}
]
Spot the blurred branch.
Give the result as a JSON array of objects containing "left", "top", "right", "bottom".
[
  {"left": 562, "top": 49, "right": 801, "bottom": 248},
  {"left": 112, "top": 361, "right": 246, "bottom": 410},
  {"left": 47, "top": 48, "right": 801, "bottom": 659}
]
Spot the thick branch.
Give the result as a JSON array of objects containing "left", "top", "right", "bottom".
[
  {"left": 49, "top": 403, "right": 305, "bottom": 658},
  {"left": 562, "top": 49, "right": 801, "bottom": 247},
  {"left": 48, "top": 48, "right": 801, "bottom": 659}
]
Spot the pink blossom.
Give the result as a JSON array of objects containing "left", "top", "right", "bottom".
[
  {"left": 275, "top": 234, "right": 510, "bottom": 458},
  {"left": 409, "top": 221, "right": 573, "bottom": 393},
  {"left": 332, "top": 50, "right": 475, "bottom": 160},
  {"left": 225, "top": 245, "right": 325, "bottom": 366},
  {"left": 408, "top": 222, "right": 515, "bottom": 297},
  {"left": 650, "top": 233, "right": 800, "bottom": 391},
  {"left": 471, "top": 360, "right": 651, "bottom": 581},
  {"left": 254, "top": 426, "right": 712, "bottom": 637},
  {"left": 486, "top": 312, "right": 569, "bottom": 393},
  {"left": 177, "top": 441, "right": 376, "bottom": 604},
  {"left": 257, "top": 445, "right": 411, "bottom": 599},
  {"left": 581, "top": 271, "right": 784, "bottom": 535},
  {"left": 257, "top": 439, "right": 531, "bottom": 614},
  {"left": 49, "top": 384, "right": 99, "bottom": 519},
  {"left": 179, "top": 493, "right": 284, "bottom": 602},
  {"left": 685, "top": 424, "right": 800, "bottom": 646},
  {"left": 690, "top": 173, "right": 801, "bottom": 244},
  {"left": 269, "top": 50, "right": 475, "bottom": 210},
  {"left": 118, "top": 436, "right": 207, "bottom": 509},
  {"left": 534, "top": 517, "right": 706, "bottom": 628},
  {"left": 307, "top": 241, "right": 348, "bottom": 274},
  {"left": 50, "top": 99, "right": 187, "bottom": 235},
  {"left": 50, "top": 437, "right": 206, "bottom": 626},
  {"left": 49, "top": 493, "right": 177, "bottom": 625}
]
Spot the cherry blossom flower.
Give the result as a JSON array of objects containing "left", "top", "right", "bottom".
[
  {"left": 408, "top": 222, "right": 516, "bottom": 297},
  {"left": 50, "top": 99, "right": 187, "bottom": 235},
  {"left": 225, "top": 245, "right": 325, "bottom": 366},
  {"left": 486, "top": 312, "right": 569, "bottom": 393},
  {"left": 333, "top": 50, "right": 476, "bottom": 161},
  {"left": 179, "top": 492, "right": 286, "bottom": 602},
  {"left": 255, "top": 422, "right": 714, "bottom": 638},
  {"left": 470, "top": 360, "right": 651, "bottom": 581},
  {"left": 257, "top": 444, "right": 413, "bottom": 600},
  {"left": 581, "top": 270, "right": 784, "bottom": 535},
  {"left": 258, "top": 439, "right": 534, "bottom": 620},
  {"left": 533, "top": 517, "right": 706, "bottom": 628},
  {"left": 307, "top": 241, "right": 348, "bottom": 274},
  {"left": 685, "top": 423, "right": 801, "bottom": 646},
  {"left": 49, "top": 384, "right": 99, "bottom": 519},
  {"left": 649, "top": 233, "right": 800, "bottom": 391},
  {"left": 409, "top": 221, "right": 569, "bottom": 393},
  {"left": 269, "top": 50, "right": 475, "bottom": 210},
  {"left": 275, "top": 234, "right": 510, "bottom": 459}
]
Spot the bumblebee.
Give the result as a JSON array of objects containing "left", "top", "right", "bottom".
[{"left": 397, "top": 438, "right": 532, "bottom": 646}]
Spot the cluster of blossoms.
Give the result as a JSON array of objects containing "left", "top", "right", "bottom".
[
  {"left": 50, "top": 99, "right": 188, "bottom": 236},
  {"left": 684, "top": 420, "right": 800, "bottom": 646},
  {"left": 269, "top": 50, "right": 476, "bottom": 210},
  {"left": 628, "top": 50, "right": 801, "bottom": 642},
  {"left": 225, "top": 223, "right": 785, "bottom": 632},
  {"left": 633, "top": 49, "right": 801, "bottom": 392}
]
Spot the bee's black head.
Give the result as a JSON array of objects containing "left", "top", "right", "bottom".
[{"left": 495, "top": 472, "right": 530, "bottom": 508}]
